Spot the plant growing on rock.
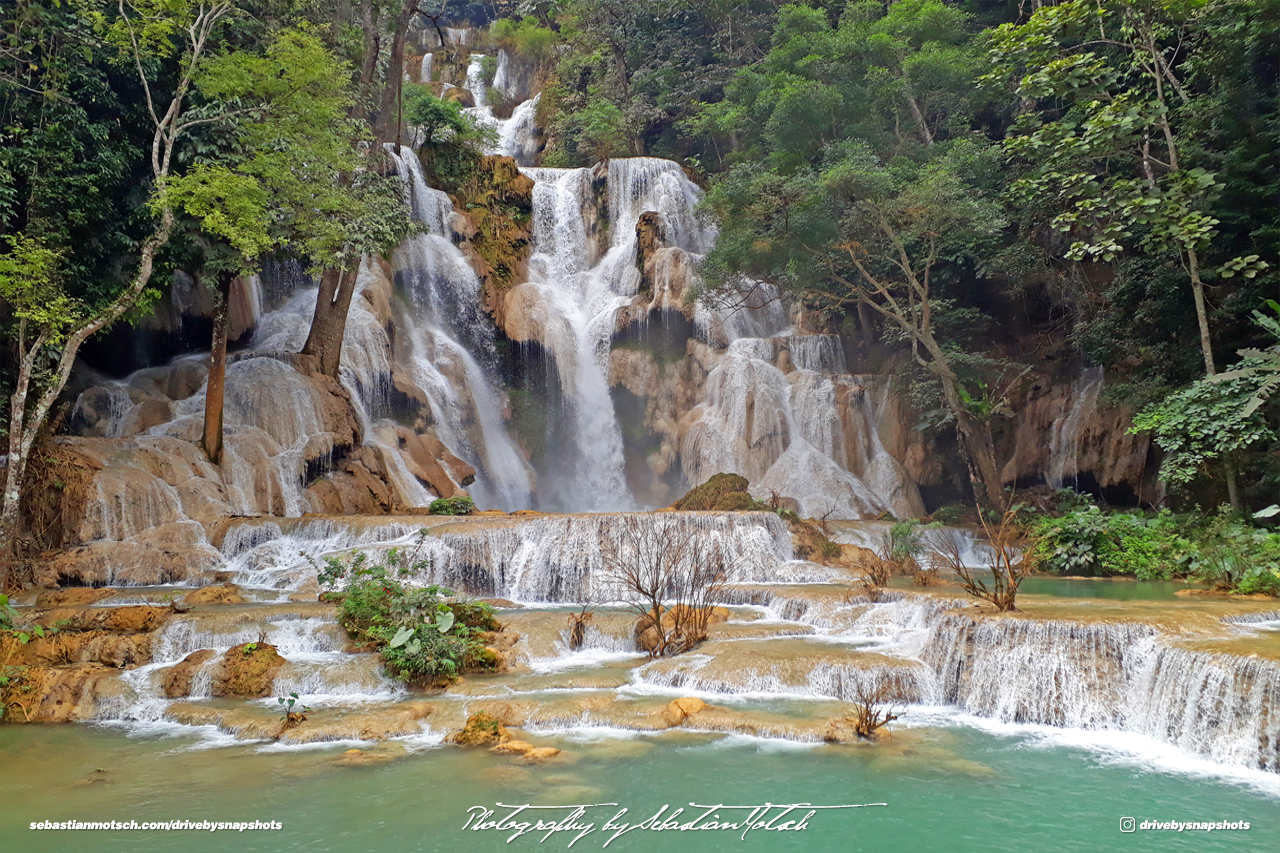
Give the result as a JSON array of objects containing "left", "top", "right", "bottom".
[
  {"left": 428, "top": 496, "right": 475, "bottom": 516},
  {"left": 277, "top": 692, "right": 310, "bottom": 728},
  {"left": 314, "top": 538, "right": 499, "bottom": 684}
]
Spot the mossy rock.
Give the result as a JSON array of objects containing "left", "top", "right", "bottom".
[
  {"left": 788, "top": 518, "right": 844, "bottom": 564},
  {"left": 212, "top": 642, "right": 286, "bottom": 698},
  {"left": 669, "top": 473, "right": 768, "bottom": 512},
  {"left": 453, "top": 712, "right": 509, "bottom": 746},
  {"left": 441, "top": 86, "right": 475, "bottom": 108}
]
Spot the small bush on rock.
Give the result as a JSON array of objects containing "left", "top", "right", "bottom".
[
  {"left": 429, "top": 496, "right": 475, "bottom": 515},
  {"left": 314, "top": 538, "right": 497, "bottom": 683}
]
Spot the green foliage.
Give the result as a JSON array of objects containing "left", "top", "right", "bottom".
[
  {"left": 883, "top": 520, "right": 926, "bottom": 564},
  {"left": 0, "top": 594, "right": 17, "bottom": 632},
  {"left": 480, "top": 54, "right": 499, "bottom": 88},
  {"left": 491, "top": 17, "right": 558, "bottom": 63},
  {"left": 1031, "top": 503, "right": 1278, "bottom": 593},
  {"left": 277, "top": 691, "right": 310, "bottom": 723},
  {"left": 1131, "top": 307, "right": 1279, "bottom": 489},
  {"left": 1031, "top": 506, "right": 1194, "bottom": 580},
  {"left": 0, "top": 235, "right": 83, "bottom": 344},
  {"left": 428, "top": 496, "right": 475, "bottom": 516},
  {"left": 313, "top": 538, "right": 497, "bottom": 683},
  {"left": 931, "top": 504, "right": 968, "bottom": 525},
  {"left": 1179, "top": 508, "right": 1280, "bottom": 596},
  {"left": 165, "top": 26, "right": 415, "bottom": 271}
]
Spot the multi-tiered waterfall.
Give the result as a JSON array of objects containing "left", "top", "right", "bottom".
[{"left": 64, "top": 48, "right": 922, "bottom": 525}]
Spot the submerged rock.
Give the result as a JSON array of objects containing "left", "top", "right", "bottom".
[{"left": 452, "top": 712, "right": 511, "bottom": 746}]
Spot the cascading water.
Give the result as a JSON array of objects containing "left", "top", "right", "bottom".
[
  {"left": 681, "top": 338, "right": 922, "bottom": 519},
  {"left": 463, "top": 53, "right": 541, "bottom": 166},
  {"left": 1048, "top": 365, "right": 1104, "bottom": 489},
  {"left": 384, "top": 145, "right": 533, "bottom": 510}
]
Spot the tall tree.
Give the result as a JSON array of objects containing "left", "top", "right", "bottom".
[
  {"left": 167, "top": 26, "right": 415, "bottom": 443},
  {"left": 1, "top": 0, "right": 237, "bottom": 579},
  {"left": 700, "top": 0, "right": 1013, "bottom": 507},
  {"left": 986, "top": 0, "right": 1272, "bottom": 509}
]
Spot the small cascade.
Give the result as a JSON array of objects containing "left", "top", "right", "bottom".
[
  {"left": 463, "top": 54, "right": 541, "bottom": 166},
  {"left": 420, "top": 51, "right": 433, "bottom": 83},
  {"left": 923, "top": 616, "right": 1153, "bottom": 729},
  {"left": 786, "top": 334, "right": 847, "bottom": 374},
  {"left": 93, "top": 609, "right": 403, "bottom": 728},
  {"left": 1129, "top": 647, "right": 1280, "bottom": 772},
  {"left": 919, "top": 612, "right": 1280, "bottom": 771},
  {"left": 1048, "top": 365, "right": 1104, "bottom": 489},
  {"left": 399, "top": 512, "right": 796, "bottom": 603},
  {"left": 219, "top": 518, "right": 425, "bottom": 590},
  {"left": 82, "top": 470, "right": 184, "bottom": 543},
  {"left": 636, "top": 645, "right": 928, "bottom": 704}
]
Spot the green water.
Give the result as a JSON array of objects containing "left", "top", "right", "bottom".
[{"left": 3, "top": 725, "right": 1275, "bottom": 853}]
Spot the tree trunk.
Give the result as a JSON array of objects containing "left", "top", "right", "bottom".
[
  {"left": 905, "top": 92, "right": 934, "bottom": 147},
  {"left": 956, "top": 410, "right": 1004, "bottom": 509},
  {"left": 1, "top": 336, "right": 44, "bottom": 587},
  {"left": 936, "top": 372, "right": 1003, "bottom": 509},
  {"left": 350, "top": 0, "right": 382, "bottom": 124},
  {"left": 375, "top": 0, "right": 420, "bottom": 145},
  {"left": 1, "top": 208, "right": 173, "bottom": 584},
  {"left": 1187, "top": 247, "right": 1216, "bottom": 376},
  {"left": 301, "top": 265, "right": 358, "bottom": 379},
  {"left": 201, "top": 273, "right": 234, "bottom": 466}
]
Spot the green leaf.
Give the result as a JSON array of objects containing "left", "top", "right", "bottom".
[
  {"left": 435, "top": 610, "right": 455, "bottom": 634},
  {"left": 388, "top": 626, "right": 415, "bottom": 648}
]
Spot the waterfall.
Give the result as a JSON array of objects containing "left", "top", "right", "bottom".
[
  {"left": 420, "top": 51, "right": 433, "bottom": 83},
  {"left": 686, "top": 586, "right": 1280, "bottom": 771},
  {"left": 514, "top": 167, "right": 632, "bottom": 509},
  {"left": 462, "top": 54, "right": 541, "bottom": 165},
  {"left": 1048, "top": 365, "right": 1104, "bottom": 489},
  {"left": 405, "top": 511, "right": 797, "bottom": 602},
  {"left": 680, "top": 339, "right": 920, "bottom": 519},
  {"left": 385, "top": 145, "right": 534, "bottom": 510}
]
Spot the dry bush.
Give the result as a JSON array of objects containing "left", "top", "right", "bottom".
[
  {"left": 601, "top": 516, "right": 741, "bottom": 658},
  {"left": 826, "top": 682, "right": 903, "bottom": 741},
  {"left": 932, "top": 507, "right": 1034, "bottom": 612},
  {"left": 566, "top": 606, "right": 594, "bottom": 651}
]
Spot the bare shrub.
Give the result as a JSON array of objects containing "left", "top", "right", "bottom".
[
  {"left": 826, "top": 682, "right": 903, "bottom": 741},
  {"left": 933, "top": 507, "right": 1034, "bottom": 612},
  {"left": 601, "top": 516, "right": 741, "bottom": 657},
  {"left": 566, "top": 606, "right": 594, "bottom": 651}
]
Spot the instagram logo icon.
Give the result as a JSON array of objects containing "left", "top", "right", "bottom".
[{"left": 1120, "top": 817, "right": 1137, "bottom": 833}]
